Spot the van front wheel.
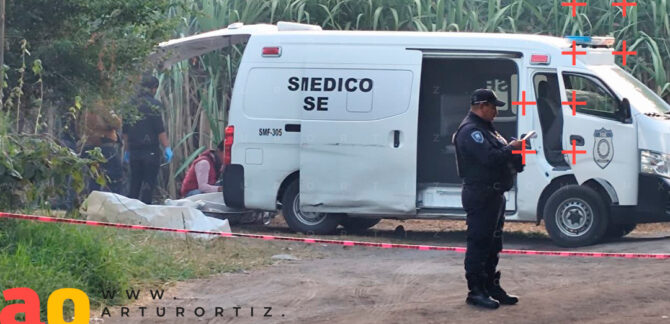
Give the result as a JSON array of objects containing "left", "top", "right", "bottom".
[
  {"left": 543, "top": 185, "right": 609, "bottom": 247},
  {"left": 281, "top": 181, "right": 342, "bottom": 234}
]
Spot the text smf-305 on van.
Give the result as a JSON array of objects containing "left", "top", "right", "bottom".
[{"left": 151, "top": 22, "right": 670, "bottom": 247}]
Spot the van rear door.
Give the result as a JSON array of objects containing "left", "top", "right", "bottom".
[
  {"left": 298, "top": 49, "right": 422, "bottom": 214},
  {"left": 148, "top": 24, "right": 276, "bottom": 68}
]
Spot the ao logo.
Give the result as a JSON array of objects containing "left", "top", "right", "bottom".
[{"left": 0, "top": 288, "right": 90, "bottom": 324}]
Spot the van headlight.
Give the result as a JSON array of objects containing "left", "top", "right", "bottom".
[{"left": 641, "top": 150, "right": 670, "bottom": 178}]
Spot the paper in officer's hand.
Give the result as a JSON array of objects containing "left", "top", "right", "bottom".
[{"left": 521, "top": 130, "right": 537, "bottom": 142}]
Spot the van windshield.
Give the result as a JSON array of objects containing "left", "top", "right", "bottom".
[{"left": 591, "top": 66, "right": 670, "bottom": 115}]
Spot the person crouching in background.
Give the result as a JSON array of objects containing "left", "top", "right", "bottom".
[{"left": 180, "top": 140, "right": 225, "bottom": 197}]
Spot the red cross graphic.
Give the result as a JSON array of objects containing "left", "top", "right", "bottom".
[
  {"left": 562, "top": 90, "right": 587, "bottom": 116},
  {"left": 562, "top": 140, "right": 587, "bottom": 165},
  {"left": 561, "top": 0, "right": 587, "bottom": 17},
  {"left": 562, "top": 41, "right": 587, "bottom": 66},
  {"left": 612, "top": 40, "right": 637, "bottom": 66},
  {"left": 612, "top": 0, "right": 637, "bottom": 17},
  {"left": 512, "top": 91, "right": 537, "bottom": 116},
  {"left": 512, "top": 140, "right": 537, "bottom": 165}
]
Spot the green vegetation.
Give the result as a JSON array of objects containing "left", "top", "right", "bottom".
[
  {"left": 0, "top": 0, "right": 184, "bottom": 209},
  {"left": 0, "top": 111, "right": 107, "bottom": 210},
  {"left": 4, "top": 0, "right": 182, "bottom": 122},
  {"left": 0, "top": 218, "right": 285, "bottom": 319}
]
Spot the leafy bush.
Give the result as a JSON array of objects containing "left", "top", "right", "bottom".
[{"left": 0, "top": 112, "right": 105, "bottom": 210}]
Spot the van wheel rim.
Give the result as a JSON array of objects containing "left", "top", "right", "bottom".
[
  {"left": 293, "top": 195, "right": 326, "bottom": 226},
  {"left": 555, "top": 198, "right": 594, "bottom": 237}
]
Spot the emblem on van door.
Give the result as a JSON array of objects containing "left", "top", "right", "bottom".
[{"left": 593, "top": 128, "right": 614, "bottom": 169}]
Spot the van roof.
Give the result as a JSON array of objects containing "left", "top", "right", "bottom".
[
  {"left": 153, "top": 22, "right": 589, "bottom": 68},
  {"left": 230, "top": 22, "right": 571, "bottom": 51}
]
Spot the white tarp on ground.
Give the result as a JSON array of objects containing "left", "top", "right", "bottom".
[
  {"left": 164, "top": 192, "right": 234, "bottom": 214},
  {"left": 80, "top": 191, "right": 231, "bottom": 240}
]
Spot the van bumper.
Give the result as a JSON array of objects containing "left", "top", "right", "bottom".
[
  {"left": 223, "top": 164, "right": 245, "bottom": 208},
  {"left": 610, "top": 174, "right": 670, "bottom": 224}
]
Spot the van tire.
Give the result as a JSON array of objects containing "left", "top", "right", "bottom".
[
  {"left": 605, "top": 223, "right": 637, "bottom": 239},
  {"left": 281, "top": 181, "right": 342, "bottom": 234},
  {"left": 340, "top": 216, "right": 381, "bottom": 234},
  {"left": 543, "top": 185, "right": 609, "bottom": 247}
]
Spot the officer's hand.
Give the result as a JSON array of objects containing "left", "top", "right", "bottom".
[{"left": 509, "top": 140, "right": 523, "bottom": 149}]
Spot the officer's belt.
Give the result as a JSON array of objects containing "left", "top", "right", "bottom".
[{"left": 463, "top": 181, "right": 504, "bottom": 192}]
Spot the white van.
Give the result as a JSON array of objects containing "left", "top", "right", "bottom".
[{"left": 153, "top": 22, "right": 670, "bottom": 247}]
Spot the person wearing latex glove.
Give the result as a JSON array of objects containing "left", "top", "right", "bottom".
[
  {"left": 157, "top": 131, "right": 173, "bottom": 163},
  {"left": 164, "top": 147, "right": 173, "bottom": 163},
  {"left": 122, "top": 73, "right": 172, "bottom": 204}
]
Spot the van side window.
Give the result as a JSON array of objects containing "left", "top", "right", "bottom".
[{"left": 562, "top": 73, "right": 619, "bottom": 119}]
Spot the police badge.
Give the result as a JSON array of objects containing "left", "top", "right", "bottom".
[
  {"left": 593, "top": 128, "right": 614, "bottom": 169},
  {"left": 471, "top": 130, "right": 484, "bottom": 144}
]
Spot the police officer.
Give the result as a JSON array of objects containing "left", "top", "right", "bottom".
[{"left": 452, "top": 89, "right": 525, "bottom": 309}]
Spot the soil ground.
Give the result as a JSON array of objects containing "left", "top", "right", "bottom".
[{"left": 99, "top": 218, "right": 670, "bottom": 324}]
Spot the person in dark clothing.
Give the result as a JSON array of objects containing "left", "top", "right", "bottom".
[
  {"left": 79, "top": 101, "right": 124, "bottom": 194},
  {"left": 123, "top": 74, "right": 173, "bottom": 204},
  {"left": 452, "top": 89, "right": 525, "bottom": 309}
]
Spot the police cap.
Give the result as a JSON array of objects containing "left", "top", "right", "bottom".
[{"left": 470, "top": 89, "right": 506, "bottom": 107}]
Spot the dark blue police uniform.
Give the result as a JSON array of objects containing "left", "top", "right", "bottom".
[{"left": 452, "top": 89, "right": 524, "bottom": 308}]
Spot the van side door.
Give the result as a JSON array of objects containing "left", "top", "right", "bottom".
[{"left": 298, "top": 48, "right": 422, "bottom": 214}]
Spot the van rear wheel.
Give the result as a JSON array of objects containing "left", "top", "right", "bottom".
[
  {"left": 543, "top": 185, "right": 609, "bottom": 247},
  {"left": 281, "top": 181, "right": 342, "bottom": 234}
]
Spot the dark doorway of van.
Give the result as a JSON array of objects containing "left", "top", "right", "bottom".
[
  {"left": 417, "top": 58, "right": 518, "bottom": 208},
  {"left": 533, "top": 72, "right": 568, "bottom": 167}
]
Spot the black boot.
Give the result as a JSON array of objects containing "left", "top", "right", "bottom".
[
  {"left": 465, "top": 274, "right": 499, "bottom": 309},
  {"left": 486, "top": 271, "right": 519, "bottom": 305}
]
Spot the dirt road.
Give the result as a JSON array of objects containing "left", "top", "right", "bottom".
[{"left": 100, "top": 220, "right": 670, "bottom": 324}]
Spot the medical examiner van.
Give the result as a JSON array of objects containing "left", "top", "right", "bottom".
[{"left": 153, "top": 22, "right": 670, "bottom": 247}]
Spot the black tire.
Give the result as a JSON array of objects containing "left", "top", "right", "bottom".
[
  {"left": 281, "top": 180, "right": 342, "bottom": 234},
  {"left": 605, "top": 223, "right": 637, "bottom": 239},
  {"left": 543, "top": 185, "right": 609, "bottom": 247},
  {"left": 340, "top": 216, "right": 381, "bottom": 234}
]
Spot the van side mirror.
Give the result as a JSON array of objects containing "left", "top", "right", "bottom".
[{"left": 619, "top": 98, "right": 631, "bottom": 122}]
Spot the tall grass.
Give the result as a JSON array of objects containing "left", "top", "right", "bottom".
[
  {"left": 158, "top": 0, "right": 670, "bottom": 197},
  {"left": 0, "top": 218, "right": 281, "bottom": 320}
]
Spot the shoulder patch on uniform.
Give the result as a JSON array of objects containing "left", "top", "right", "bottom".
[{"left": 470, "top": 130, "right": 484, "bottom": 144}]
